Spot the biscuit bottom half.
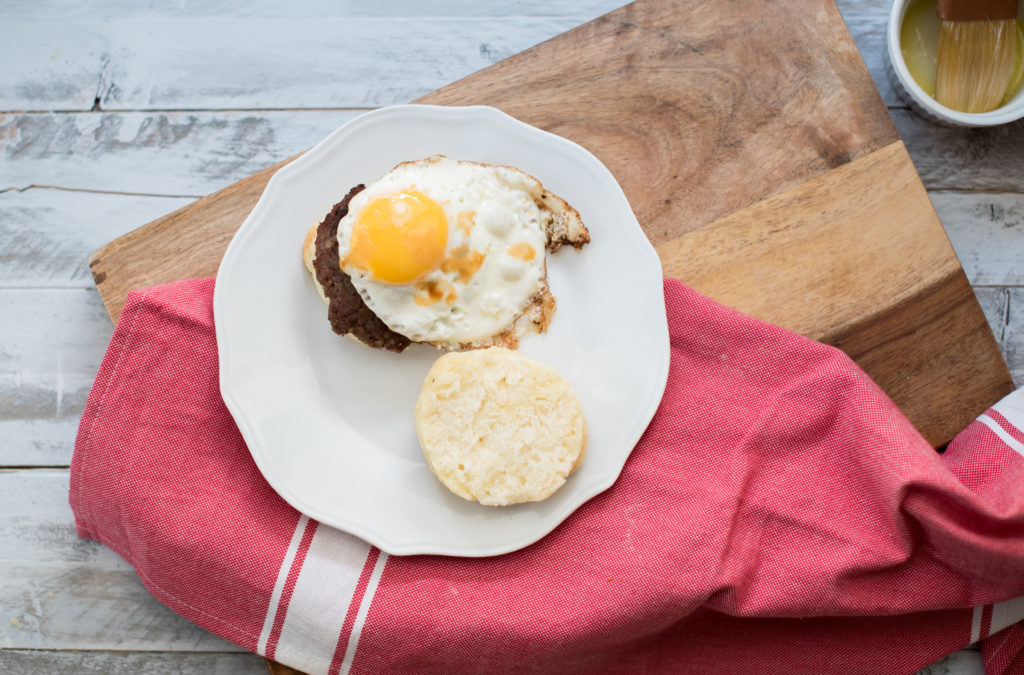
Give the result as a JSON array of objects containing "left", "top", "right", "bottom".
[{"left": 414, "top": 347, "right": 586, "bottom": 506}]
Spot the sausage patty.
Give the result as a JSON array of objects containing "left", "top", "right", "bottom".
[{"left": 311, "top": 184, "right": 412, "bottom": 353}]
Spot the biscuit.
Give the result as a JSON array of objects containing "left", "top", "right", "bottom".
[{"left": 414, "top": 348, "right": 586, "bottom": 506}]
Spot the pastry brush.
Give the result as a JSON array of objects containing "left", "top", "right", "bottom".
[{"left": 935, "top": 0, "right": 1018, "bottom": 113}]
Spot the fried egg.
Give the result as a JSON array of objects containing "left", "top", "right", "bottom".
[{"left": 336, "top": 155, "right": 555, "bottom": 349}]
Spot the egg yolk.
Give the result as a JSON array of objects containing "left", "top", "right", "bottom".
[{"left": 347, "top": 190, "right": 448, "bottom": 284}]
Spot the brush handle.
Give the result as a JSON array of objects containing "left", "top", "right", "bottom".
[{"left": 937, "top": 0, "right": 1018, "bottom": 21}]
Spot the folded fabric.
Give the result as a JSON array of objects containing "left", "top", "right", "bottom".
[{"left": 71, "top": 277, "right": 1024, "bottom": 675}]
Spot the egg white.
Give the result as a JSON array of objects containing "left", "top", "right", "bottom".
[{"left": 336, "top": 156, "right": 549, "bottom": 347}]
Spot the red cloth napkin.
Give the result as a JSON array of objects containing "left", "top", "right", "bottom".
[{"left": 71, "top": 277, "right": 1024, "bottom": 675}]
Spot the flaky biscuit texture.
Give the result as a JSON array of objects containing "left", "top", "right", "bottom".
[{"left": 415, "top": 348, "right": 586, "bottom": 506}]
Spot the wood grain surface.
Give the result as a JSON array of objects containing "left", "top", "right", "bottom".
[
  {"left": 87, "top": 0, "right": 1011, "bottom": 448},
  {"left": 657, "top": 140, "right": 1013, "bottom": 444},
  {"left": 419, "top": 0, "right": 900, "bottom": 241}
]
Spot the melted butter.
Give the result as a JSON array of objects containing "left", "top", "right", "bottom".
[
  {"left": 1000, "top": 19, "right": 1022, "bottom": 105},
  {"left": 506, "top": 242, "right": 536, "bottom": 261},
  {"left": 455, "top": 210, "right": 476, "bottom": 237},
  {"left": 413, "top": 279, "right": 444, "bottom": 306},
  {"left": 441, "top": 244, "right": 485, "bottom": 284},
  {"left": 900, "top": 0, "right": 1024, "bottom": 105}
]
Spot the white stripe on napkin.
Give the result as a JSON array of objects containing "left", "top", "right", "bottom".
[
  {"left": 978, "top": 415, "right": 1024, "bottom": 459},
  {"left": 339, "top": 550, "right": 389, "bottom": 675},
  {"left": 971, "top": 605, "right": 984, "bottom": 644},
  {"left": 274, "top": 526, "right": 373, "bottom": 675},
  {"left": 258, "top": 513, "right": 310, "bottom": 655},
  {"left": 991, "top": 387, "right": 1024, "bottom": 426},
  {"left": 992, "top": 387, "right": 1024, "bottom": 438},
  {"left": 991, "top": 596, "right": 1024, "bottom": 636}
]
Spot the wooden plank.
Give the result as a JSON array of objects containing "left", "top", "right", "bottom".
[
  {"left": 1, "top": 560, "right": 244, "bottom": 651},
  {"left": 656, "top": 143, "right": 954, "bottom": 339},
  {"left": 0, "top": 0, "right": 893, "bottom": 114},
  {"left": 0, "top": 0, "right": 920, "bottom": 114},
  {"left": 0, "top": 111, "right": 360, "bottom": 196},
  {"left": 976, "top": 287, "right": 1023, "bottom": 387},
  {"left": 0, "top": 289, "right": 111, "bottom": 466},
  {"left": 0, "top": 0, "right": 1007, "bottom": 125},
  {"left": 0, "top": 15, "right": 612, "bottom": 111},
  {"left": 890, "top": 112, "right": 1024, "bottom": 193},
  {"left": 0, "top": 651, "right": 266, "bottom": 675},
  {"left": 935, "top": 192, "right": 1024, "bottom": 286},
  {"left": 2, "top": 0, "right": 622, "bottom": 19},
  {"left": 6, "top": 109, "right": 1024, "bottom": 206},
  {"left": 0, "top": 418, "right": 82, "bottom": 469},
  {"left": 0, "top": 0, "right": 920, "bottom": 115},
  {"left": 0, "top": 189, "right": 194, "bottom": 287},
  {"left": 0, "top": 470, "right": 246, "bottom": 651},
  {"left": 657, "top": 141, "right": 1014, "bottom": 444},
  {"left": 917, "top": 650, "right": 985, "bottom": 675},
  {"left": 0, "top": 0, "right": 998, "bottom": 118},
  {"left": 835, "top": 0, "right": 896, "bottom": 105}
]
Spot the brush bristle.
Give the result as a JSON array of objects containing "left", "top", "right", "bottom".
[{"left": 935, "top": 18, "right": 1016, "bottom": 113}]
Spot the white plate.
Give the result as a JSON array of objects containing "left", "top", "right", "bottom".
[{"left": 215, "top": 105, "right": 669, "bottom": 557}]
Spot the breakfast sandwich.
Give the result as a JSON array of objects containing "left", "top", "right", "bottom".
[{"left": 303, "top": 155, "right": 590, "bottom": 352}]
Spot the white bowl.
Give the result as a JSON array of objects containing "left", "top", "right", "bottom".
[{"left": 887, "top": 0, "right": 1024, "bottom": 126}]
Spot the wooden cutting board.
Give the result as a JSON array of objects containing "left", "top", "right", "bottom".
[{"left": 90, "top": 0, "right": 1012, "bottom": 449}]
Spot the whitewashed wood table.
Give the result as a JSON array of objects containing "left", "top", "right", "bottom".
[{"left": 1, "top": 1, "right": 1020, "bottom": 673}]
